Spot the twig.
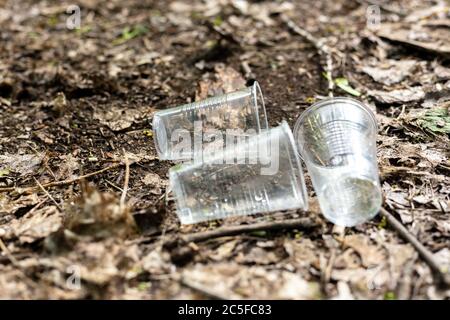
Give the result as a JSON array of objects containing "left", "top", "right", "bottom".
[
  {"left": 33, "top": 177, "right": 63, "bottom": 212},
  {"left": 282, "top": 14, "right": 334, "bottom": 96},
  {"left": 180, "top": 277, "right": 229, "bottom": 300},
  {"left": 120, "top": 150, "right": 130, "bottom": 212},
  {"left": 0, "top": 237, "right": 19, "bottom": 266},
  {"left": 380, "top": 207, "right": 450, "bottom": 287},
  {"left": 105, "top": 179, "right": 124, "bottom": 192},
  {"left": 0, "top": 162, "right": 124, "bottom": 194},
  {"left": 175, "top": 217, "right": 318, "bottom": 244}
]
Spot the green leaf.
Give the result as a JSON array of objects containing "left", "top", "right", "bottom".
[
  {"left": 384, "top": 291, "right": 396, "bottom": 300},
  {"left": 213, "top": 16, "right": 223, "bottom": 27},
  {"left": 321, "top": 73, "right": 361, "bottom": 97},
  {"left": 377, "top": 216, "right": 387, "bottom": 229},
  {"left": 172, "top": 163, "right": 183, "bottom": 171},
  {"left": 113, "top": 24, "right": 148, "bottom": 45},
  {"left": 249, "top": 230, "right": 267, "bottom": 237},
  {"left": 0, "top": 169, "right": 10, "bottom": 177},
  {"left": 334, "top": 77, "right": 361, "bottom": 97},
  {"left": 75, "top": 25, "right": 92, "bottom": 36},
  {"left": 417, "top": 107, "right": 450, "bottom": 135}
]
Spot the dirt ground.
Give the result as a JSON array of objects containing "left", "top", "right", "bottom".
[{"left": 0, "top": 0, "right": 449, "bottom": 299}]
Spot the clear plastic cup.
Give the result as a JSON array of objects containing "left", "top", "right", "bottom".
[
  {"left": 293, "top": 97, "right": 382, "bottom": 227},
  {"left": 169, "top": 121, "right": 308, "bottom": 224},
  {"left": 152, "top": 81, "right": 268, "bottom": 160}
]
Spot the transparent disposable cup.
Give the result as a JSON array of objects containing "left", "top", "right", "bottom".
[
  {"left": 152, "top": 81, "right": 268, "bottom": 160},
  {"left": 293, "top": 97, "right": 382, "bottom": 227},
  {"left": 169, "top": 121, "right": 308, "bottom": 224}
]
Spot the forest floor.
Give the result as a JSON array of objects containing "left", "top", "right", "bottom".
[{"left": 0, "top": 0, "right": 449, "bottom": 299}]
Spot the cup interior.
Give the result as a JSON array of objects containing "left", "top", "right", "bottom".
[{"left": 294, "top": 97, "right": 377, "bottom": 167}]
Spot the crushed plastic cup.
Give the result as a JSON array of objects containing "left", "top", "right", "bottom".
[
  {"left": 152, "top": 81, "right": 268, "bottom": 161},
  {"left": 169, "top": 121, "right": 308, "bottom": 224},
  {"left": 293, "top": 97, "right": 382, "bottom": 227}
]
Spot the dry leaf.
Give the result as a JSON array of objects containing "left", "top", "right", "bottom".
[
  {"left": 368, "top": 87, "right": 425, "bottom": 104},
  {"left": 0, "top": 153, "right": 43, "bottom": 177},
  {"left": 94, "top": 106, "right": 141, "bottom": 131},
  {"left": 344, "top": 234, "right": 385, "bottom": 268},
  {"left": 195, "top": 64, "right": 246, "bottom": 101},
  {"left": 3, "top": 206, "right": 61, "bottom": 243},
  {"left": 361, "top": 59, "right": 416, "bottom": 85}
]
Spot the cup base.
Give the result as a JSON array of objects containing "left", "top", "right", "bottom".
[{"left": 318, "top": 176, "right": 382, "bottom": 227}]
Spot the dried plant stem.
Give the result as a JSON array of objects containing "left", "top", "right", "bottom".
[
  {"left": 0, "top": 237, "right": 19, "bottom": 266},
  {"left": 33, "top": 177, "right": 63, "bottom": 212},
  {"left": 178, "top": 217, "right": 317, "bottom": 244},
  {"left": 120, "top": 150, "right": 130, "bottom": 211},
  {"left": 282, "top": 14, "right": 334, "bottom": 96},
  {"left": 0, "top": 162, "right": 124, "bottom": 194},
  {"left": 380, "top": 207, "right": 450, "bottom": 287}
]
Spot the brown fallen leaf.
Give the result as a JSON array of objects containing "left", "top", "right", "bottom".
[
  {"left": 94, "top": 106, "right": 142, "bottom": 131},
  {"left": 0, "top": 193, "right": 40, "bottom": 216},
  {"left": 235, "top": 246, "right": 283, "bottom": 265},
  {"left": 344, "top": 234, "right": 386, "bottom": 268},
  {"left": 377, "top": 23, "right": 450, "bottom": 57},
  {"left": 64, "top": 184, "right": 137, "bottom": 239},
  {"left": 360, "top": 59, "right": 417, "bottom": 85},
  {"left": 0, "top": 153, "right": 44, "bottom": 177},
  {"left": 2, "top": 206, "right": 61, "bottom": 243},
  {"left": 182, "top": 262, "right": 320, "bottom": 299},
  {"left": 368, "top": 87, "right": 426, "bottom": 104},
  {"left": 141, "top": 172, "right": 167, "bottom": 195},
  {"left": 195, "top": 64, "right": 246, "bottom": 101}
]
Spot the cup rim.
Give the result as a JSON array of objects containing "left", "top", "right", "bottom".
[
  {"left": 251, "top": 81, "right": 269, "bottom": 132},
  {"left": 294, "top": 96, "right": 378, "bottom": 132},
  {"left": 152, "top": 114, "right": 168, "bottom": 160},
  {"left": 279, "top": 120, "right": 309, "bottom": 211},
  {"left": 293, "top": 97, "right": 378, "bottom": 160}
]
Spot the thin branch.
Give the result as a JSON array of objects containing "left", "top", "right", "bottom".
[
  {"left": 120, "top": 150, "right": 130, "bottom": 212},
  {"left": 175, "top": 217, "right": 318, "bottom": 244},
  {"left": 33, "top": 177, "right": 63, "bottom": 212},
  {"left": 0, "top": 162, "right": 124, "bottom": 194},
  {"left": 380, "top": 207, "right": 450, "bottom": 287},
  {"left": 282, "top": 14, "right": 334, "bottom": 96}
]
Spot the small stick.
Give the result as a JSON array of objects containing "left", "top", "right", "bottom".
[
  {"left": 105, "top": 179, "right": 124, "bottom": 192},
  {"left": 178, "top": 217, "right": 317, "bottom": 244},
  {"left": 282, "top": 14, "right": 334, "bottom": 97},
  {"left": 33, "top": 177, "right": 63, "bottom": 212},
  {"left": 0, "top": 162, "right": 124, "bottom": 194},
  {"left": 120, "top": 150, "right": 130, "bottom": 212},
  {"left": 380, "top": 207, "right": 450, "bottom": 287},
  {"left": 0, "top": 237, "right": 19, "bottom": 266}
]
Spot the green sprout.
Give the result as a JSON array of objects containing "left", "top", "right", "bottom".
[
  {"left": 416, "top": 107, "right": 450, "bottom": 135},
  {"left": 322, "top": 73, "right": 361, "bottom": 97},
  {"left": 113, "top": 24, "right": 148, "bottom": 45}
]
